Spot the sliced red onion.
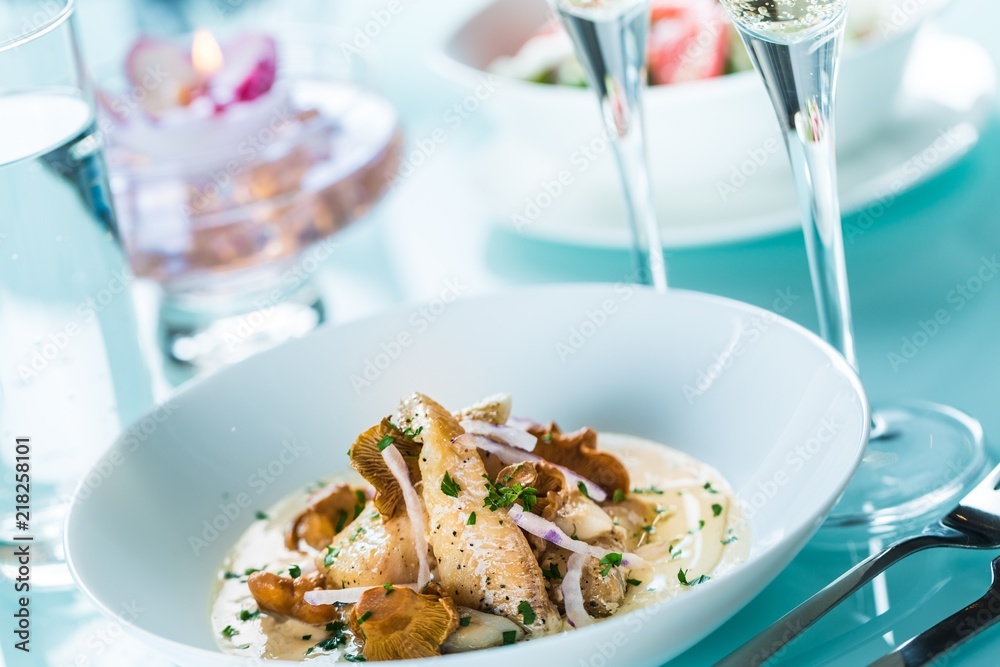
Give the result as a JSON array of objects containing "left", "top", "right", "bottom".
[
  {"left": 460, "top": 420, "right": 538, "bottom": 451},
  {"left": 562, "top": 552, "right": 593, "bottom": 628},
  {"left": 455, "top": 434, "right": 607, "bottom": 502},
  {"left": 303, "top": 583, "right": 419, "bottom": 606},
  {"left": 382, "top": 444, "right": 431, "bottom": 589},
  {"left": 506, "top": 416, "right": 540, "bottom": 431},
  {"left": 507, "top": 504, "right": 646, "bottom": 569}
]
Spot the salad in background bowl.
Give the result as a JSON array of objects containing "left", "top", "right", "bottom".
[{"left": 436, "top": 0, "right": 947, "bottom": 203}]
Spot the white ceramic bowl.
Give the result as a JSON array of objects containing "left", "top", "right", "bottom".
[
  {"left": 66, "top": 285, "right": 869, "bottom": 666},
  {"left": 437, "top": 0, "right": 932, "bottom": 189}
]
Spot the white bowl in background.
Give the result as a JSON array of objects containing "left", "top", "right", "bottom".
[
  {"left": 437, "top": 0, "right": 929, "bottom": 189},
  {"left": 66, "top": 285, "right": 869, "bottom": 666}
]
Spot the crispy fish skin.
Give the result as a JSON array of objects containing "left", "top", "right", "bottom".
[
  {"left": 400, "top": 393, "right": 560, "bottom": 636},
  {"left": 318, "top": 499, "right": 420, "bottom": 589}
]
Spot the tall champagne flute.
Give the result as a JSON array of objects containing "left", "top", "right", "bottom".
[
  {"left": 552, "top": 0, "right": 668, "bottom": 291},
  {"left": 717, "top": 0, "right": 987, "bottom": 537}
]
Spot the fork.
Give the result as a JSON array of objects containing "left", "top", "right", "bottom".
[
  {"left": 867, "top": 555, "right": 1000, "bottom": 666},
  {"left": 717, "top": 462, "right": 1000, "bottom": 666}
]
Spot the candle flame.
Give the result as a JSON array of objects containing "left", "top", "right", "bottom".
[{"left": 192, "top": 29, "right": 224, "bottom": 77}]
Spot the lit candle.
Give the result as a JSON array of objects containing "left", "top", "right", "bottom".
[{"left": 109, "top": 30, "right": 290, "bottom": 161}]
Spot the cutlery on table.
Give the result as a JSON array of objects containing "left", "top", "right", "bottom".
[
  {"left": 718, "top": 462, "right": 1000, "bottom": 666},
  {"left": 867, "top": 555, "right": 1000, "bottom": 667}
]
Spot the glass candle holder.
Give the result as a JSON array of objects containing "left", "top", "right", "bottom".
[{"left": 103, "top": 73, "right": 401, "bottom": 368}]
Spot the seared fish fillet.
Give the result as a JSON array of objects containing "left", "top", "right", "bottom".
[
  {"left": 400, "top": 393, "right": 560, "bottom": 636},
  {"left": 318, "top": 499, "right": 419, "bottom": 588}
]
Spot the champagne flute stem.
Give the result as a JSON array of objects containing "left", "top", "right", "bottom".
[
  {"left": 557, "top": 2, "right": 668, "bottom": 291},
  {"left": 739, "top": 23, "right": 857, "bottom": 370}
]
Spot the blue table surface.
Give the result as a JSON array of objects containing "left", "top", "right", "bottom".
[{"left": 4, "top": 0, "right": 1000, "bottom": 665}]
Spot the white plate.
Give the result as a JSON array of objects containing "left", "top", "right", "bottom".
[
  {"left": 66, "top": 285, "right": 869, "bottom": 666},
  {"left": 472, "top": 29, "right": 995, "bottom": 248}
]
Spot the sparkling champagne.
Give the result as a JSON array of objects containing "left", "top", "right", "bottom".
[{"left": 719, "top": 0, "right": 848, "bottom": 41}]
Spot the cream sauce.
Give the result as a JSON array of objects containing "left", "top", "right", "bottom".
[{"left": 210, "top": 434, "right": 749, "bottom": 660}]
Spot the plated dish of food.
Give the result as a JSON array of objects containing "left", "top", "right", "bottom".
[
  {"left": 489, "top": 0, "right": 890, "bottom": 88},
  {"left": 212, "top": 392, "right": 748, "bottom": 661}
]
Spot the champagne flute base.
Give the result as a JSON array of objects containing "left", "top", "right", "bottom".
[{"left": 814, "top": 400, "right": 989, "bottom": 547}]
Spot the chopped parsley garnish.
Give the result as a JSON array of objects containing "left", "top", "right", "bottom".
[
  {"left": 517, "top": 601, "right": 536, "bottom": 625},
  {"left": 377, "top": 435, "right": 394, "bottom": 451},
  {"left": 502, "top": 630, "right": 517, "bottom": 645},
  {"left": 482, "top": 474, "right": 537, "bottom": 512},
  {"left": 577, "top": 481, "right": 590, "bottom": 498},
  {"left": 255, "top": 510, "right": 268, "bottom": 520},
  {"left": 349, "top": 526, "right": 367, "bottom": 542},
  {"left": 345, "top": 654, "right": 367, "bottom": 662},
  {"left": 354, "top": 490, "right": 367, "bottom": 518},
  {"left": 402, "top": 424, "right": 424, "bottom": 440},
  {"left": 689, "top": 520, "right": 705, "bottom": 534},
  {"left": 441, "top": 471, "right": 461, "bottom": 498},
  {"left": 307, "top": 622, "right": 348, "bottom": 655},
  {"left": 641, "top": 525, "right": 655, "bottom": 534},
  {"left": 335, "top": 509, "right": 349, "bottom": 534},
  {"left": 678, "top": 569, "right": 711, "bottom": 587},
  {"left": 383, "top": 582, "right": 395, "bottom": 595},
  {"left": 357, "top": 611, "right": 373, "bottom": 624},
  {"left": 221, "top": 625, "right": 239, "bottom": 638},
  {"left": 632, "top": 486, "right": 664, "bottom": 495},
  {"left": 668, "top": 543, "right": 683, "bottom": 560},
  {"left": 612, "top": 488, "right": 626, "bottom": 503},
  {"left": 599, "top": 552, "right": 623, "bottom": 577},
  {"left": 288, "top": 564, "right": 301, "bottom": 578},
  {"left": 712, "top": 503, "right": 723, "bottom": 517},
  {"left": 703, "top": 482, "right": 719, "bottom": 494},
  {"left": 238, "top": 609, "right": 259, "bottom": 621},
  {"left": 243, "top": 567, "right": 261, "bottom": 576},
  {"left": 305, "top": 480, "right": 326, "bottom": 493},
  {"left": 223, "top": 571, "right": 241, "bottom": 579},
  {"left": 302, "top": 634, "right": 312, "bottom": 640},
  {"left": 721, "top": 534, "right": 739, "bottom": 545},
  {"left": 626, "top": 578, "right": 643, "bottom": 587},
  {"left": 459, "top": 615, "right": 472, "bottom": 627},
  {"left": 542, "top": 562, "right": 562, "bottom": 581},
  {"left": 541, "top": 432, "right": 553, "bottom": 443},
  {"left": 467, "top": 511, "right": 477, "bottom": 525},
  {"left": 323, "top": 546, "right": 341, "bottom": 567}
]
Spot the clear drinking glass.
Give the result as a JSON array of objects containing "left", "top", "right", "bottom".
[
  {"left": 717, "top": 0, "right": 987, "bottom": 540},
  {"left": 551, "top": 0, "right": 668, "bottom": 291},
  {"left": 0, "top": 0, "right": 153, "bottom": 587}
]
